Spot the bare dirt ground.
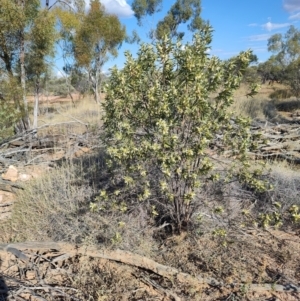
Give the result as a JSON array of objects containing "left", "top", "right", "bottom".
[
  {"left": 27, "top": 93, "right": 81, "bottom": 104},
  {"left": 0, "top": 229, "right": 299, "bottom": 300}
]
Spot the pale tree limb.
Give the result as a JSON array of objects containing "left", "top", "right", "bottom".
[{"left": 1, "top": 242, "right": 300, "bottom": 294}]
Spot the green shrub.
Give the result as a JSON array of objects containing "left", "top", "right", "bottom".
[
  {"left": 52, "top": 83, "right": 73, "bottom": 97},
  {"left": 0, "top": 78, "right": 24, "bottom": 141},
  {"left": 0, "top": 100, "right": 21, "bottom": 141},
  {"left": 100, "top": 28, "right": 268, "bottom": 232}
]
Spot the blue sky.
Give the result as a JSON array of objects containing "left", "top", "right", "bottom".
[{"left": 52, "top": 0, "right": 300, "bottom": 76}]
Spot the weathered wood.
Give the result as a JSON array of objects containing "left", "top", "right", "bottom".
[{"left": 1, "top": 241, "right": 299, "bottom": 294}]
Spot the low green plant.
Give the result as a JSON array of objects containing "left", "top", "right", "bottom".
[
  {"left": 100, "top": 26, "right": 268, "bottom": 232},
  {"left": 0, "top": 78, "right": 25, "bottom": 141},
  {"left": 0, "top": 100, "right": 22, "bottom": 141}
]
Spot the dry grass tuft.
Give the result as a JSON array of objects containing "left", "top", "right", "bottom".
[
  {"left": 36, "top": 96, "right": 103, "bottom": 137},
  {"left": 230, "top": 84, "right": 269, "bottom": 120},
  {"left": 269, "top": 88, "right": 294, "bottom": 100},
  {"left": 266, "top": 162, "right": 300, "bottom": 208},
  {"left": 230, "top": 83, "right": 299, "bottom": 121},
  {"left": 0, "top": 152, "right": 158, "bottom": 257}
]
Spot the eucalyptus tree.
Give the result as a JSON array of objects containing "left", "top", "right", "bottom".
[
  {"left": 74, "top": 0, "right": 126, "bottom": 103},
  {"left": 268, "top": 25, "right": 300, "bottom": 97},
  {"left": 132, "top": 0, "right": 206, "bottom": 40},
  {"left": 26, "top": 9, "right": 56, "bottom": 129},
  {"left": 0, "top": 0, "right": 40, "bottom": 131},
  {"left": 268, "top": 25, "right": 300, "bottom": 65},
  {"left": 52, "top": 4, "right": 83, "bottom": 103}
]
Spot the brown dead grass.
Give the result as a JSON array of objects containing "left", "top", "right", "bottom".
[
  {"left": 33, "top": 94, "right": 103, "bottom": 137},
  {"left": 230, "top": 82, "right": 299, "bottom": 121}
]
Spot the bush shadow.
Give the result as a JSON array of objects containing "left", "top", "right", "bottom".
[
  {"left": 275, "top": 99, "right": 300, "bottom": 112},
  {"left": 263, "top": 99, "right": 300, "bottom": 123},
  {"left": 0, "top": 259, "right": 8, "bottom": 300}
]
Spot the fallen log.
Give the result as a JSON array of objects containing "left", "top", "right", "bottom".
[{"left": 1, "top": 242, "right": 299, "bottom": 294}]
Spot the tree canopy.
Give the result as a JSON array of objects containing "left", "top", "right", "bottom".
[
  {"left": 0, "top": 0, "right": 127, "bottom": 136},
  {"left": 266, "top": 25, "right": 300, "bottom": 97},
  {"left": 132, "top": 0, "right": 206, "bottom": 40}
]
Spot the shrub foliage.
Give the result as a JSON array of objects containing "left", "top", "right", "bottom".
[
  {"left": 101, "top": 27, "right": 266, "bottom": 232},
  {"left": 0, "top": 78, "right": 24, "bottom": 141}
]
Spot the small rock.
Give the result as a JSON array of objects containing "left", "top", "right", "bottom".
[
  {"left": 24, "top": 165, "right": 48, "bottom": 179},
  {"left": 25, "top": 270, "right": 36, "bottom": 280},
  {"left": 19, "top": 293, "right": 31, "bottom": 300},
  {"left": 74, "top": 147, "right": 90, "bottom": 158},
  {"left": 1, "top": 165, "right": 18, "bottom": 182},
  {"left": 50, "top": 150, "right": 65, "bottom": 161},
  {"left": 18, "top": 173, "right": 32, "bottom": 182}
]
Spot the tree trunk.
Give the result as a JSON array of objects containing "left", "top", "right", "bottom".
[
  {"left": 94, "top": 56, "right": 102, "bottom": 104},
  {"left": 89, "top": 70, "right": 99, "bottom": 104},
  {"left": 95, "top": 71, "right": 100, "bottom": 104},
  {"left": 18, "top": 0, "right": 30, "bottom": 131},
  {"left": 65, "top": 73, "right": 75, "bottom": 107},
  {"left": 33, "top": 79, "right": 40, "bottom": 130}
]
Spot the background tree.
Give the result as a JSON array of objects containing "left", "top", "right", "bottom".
[
  {"left": 267, "top": 25, "right": 300, "bottom": 97},
  {"left": 74, "top": 0, "right": 126, "bottom": 103},
  {"left": 132, "top": 0, "right": 163, "bottom": 25},
  {"left": 284, "top": 57, "right": 300, "bottom": 97},
  {"left": 268, "top": 25, "right": 300, "bottom": 65},
  {"left": 155, "top": 0, "right": 205, "bottom": 39},
  {"left": 26, "top": 9, "right": 56, "bottom": 129},
  {"left": 0, "top": 0, "right": 40, "bottom": 131},
  {"left": 53, "top": 4, "right": 83, "bottom": 103},
  {"left": 132, "top": 0, "right": 206, "bottom": 40},
  {"left": 257, "top": 57, "right": 283, "bottom": 84}
]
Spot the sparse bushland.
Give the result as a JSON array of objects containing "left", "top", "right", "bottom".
[
  {"left": 33, "top": 96, "right": 103, "bottom": 138},
  {"left": 1, "top": 96, "right": 300, "bottom": 300},
  {"left": 1, "top": 4, "right": 299, "bottom": 301}
]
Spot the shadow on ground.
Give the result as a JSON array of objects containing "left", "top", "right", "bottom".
[
  {"left": 275, "top": 99, "right": 300, "bottom": 112},
  {"left": 264, "top": 99, "right": 300, "bottom": 123},
  {"left": 0, "top": 274, "right": 8, "bottom": 300}
]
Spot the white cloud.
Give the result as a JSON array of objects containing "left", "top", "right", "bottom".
[
  {"left": 84, "top": 0, "right": 133, "bottom": 17},
  {"left": 261, "top": 21, "right": 290, "bottom": 31},
  {"left": 283, "top": 0, "right": 300, "bottom": 12},
  {"left": 101, "top": 0, "right": 134, "bottom": 17},
  {"left": 56, "top": 70, "right": 66, "bottom": 78},
  {"left": 289, "top": 12, "right": 300, "bottom": 20},
  {"left": 248, "top": 23, "right": 258, "bottom": 27},
  {"left": 222, "top": 51, "right": 239, "bottom": 56},
  {"left": 210, "top": 49, "right": 223, "bottom": 54},
  {"left": 205, "top": 47, "right": 211, "bottom": 54},
  {"left": 249, "top": 46, "right": 267, "bottom": 53},
  {"left": 247, "top": 33, "right": 271, "bottom": 42}
]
